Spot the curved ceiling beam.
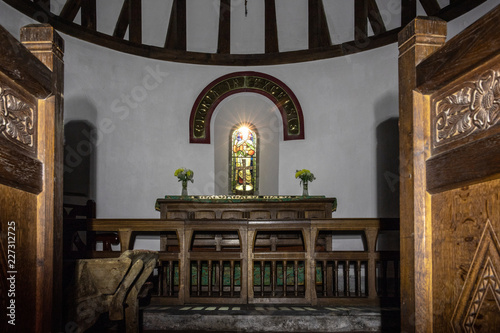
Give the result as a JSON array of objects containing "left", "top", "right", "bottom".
[{"left": 2, "top": 0, "right": 486, "bottom": 66}]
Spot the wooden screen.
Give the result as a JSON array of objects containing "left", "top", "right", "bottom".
[
  {"left": 399, "top": 6, "right": 500, "bottom": 333},
  {"left": 0, "top": 24, "right": 64, "bottom": 332}
]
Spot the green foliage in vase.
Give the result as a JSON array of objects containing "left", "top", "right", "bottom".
[
  {"left": 174, "top": 167, "right": 194, "bottom": 183},
  {"left": 295, "top": 169, "right": 316, "bottom": 185}
]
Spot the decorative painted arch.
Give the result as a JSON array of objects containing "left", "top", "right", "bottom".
[{"left": 189, "top": 71, "right": 304, "bottom": 143}]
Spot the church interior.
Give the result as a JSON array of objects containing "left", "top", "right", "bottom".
[{"left": 1, "top": 0, "right": 500, "bottom": 332}]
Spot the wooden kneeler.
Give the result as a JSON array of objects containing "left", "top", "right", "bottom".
[{"left": 68, "top": 250, "right": 158, "bottom": 332}]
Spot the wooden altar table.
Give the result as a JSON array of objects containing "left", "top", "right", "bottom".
[{"left": 155, "top": 195, "right": 337, "bottom": 220}]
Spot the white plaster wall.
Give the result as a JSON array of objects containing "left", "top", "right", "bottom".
[{"left": 0, "top": 1, "right": 497, "bottom": 222}]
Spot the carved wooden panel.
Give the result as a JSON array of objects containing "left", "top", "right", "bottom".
[
  {"left": 0, "top": 79, "right": 37, "bottom": 155},
  {"left": 166, "top": 211, "right": 188, "bottom": 220},
  {"left": 432, "top": 67, "right": 500, "bottom": 154},
  {"left": 431, "top": 178, "right": 500, "bottom": 332}
]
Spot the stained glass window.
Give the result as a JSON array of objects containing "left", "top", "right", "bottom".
[{"left": 230, "top": 124, "right": 258, "bottom": 195}]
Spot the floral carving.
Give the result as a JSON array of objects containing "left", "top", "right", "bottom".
[
  {"left": 0, "top": 86, "right": 35, "bottom": 149},
  {"left": 435, "top": 70, "right": 500, "bottom": 145}
]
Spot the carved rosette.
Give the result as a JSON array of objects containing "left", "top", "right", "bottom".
[
  {"left": 434, "top": 69, "right": 500, "bottom": 147},
  {"left": 0, "top": 86, "right": 36, "bottom": 152}
]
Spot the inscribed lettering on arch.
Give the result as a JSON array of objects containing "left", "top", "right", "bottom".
[{"left": 189, "top": 71, "right": 305, "bottom": 143}]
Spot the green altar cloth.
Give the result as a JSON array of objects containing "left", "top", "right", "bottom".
[{"left": 155, "top": 195, "right": 337, "bottom": 212}]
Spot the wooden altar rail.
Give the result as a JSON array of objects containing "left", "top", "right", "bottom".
[{"left": 86, "top": 218, "right": 399, "bottom": 306}]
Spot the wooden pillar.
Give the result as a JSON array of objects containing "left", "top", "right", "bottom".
[
  {"left": 398, "top": 17, "right": 446, "bottom": 333},
  {"left": 20, "top": 24, "right": 64, "bottom": 333}
]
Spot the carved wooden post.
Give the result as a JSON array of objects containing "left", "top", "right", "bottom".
[
  {"left": 20, "top": 24, "right": 64, "bottom": 333},
  {"left": 398, "top": 18, "right": 446, "bottom": 333}
]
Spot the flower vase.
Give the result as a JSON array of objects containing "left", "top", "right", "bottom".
[
  {"left": 302, "top": 181, "right": 309, "bottom": 196},
  {"left": 181, "top": 180, "right": 188, "bottom": 197}
]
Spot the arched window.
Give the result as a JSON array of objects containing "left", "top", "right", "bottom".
[{"left": 230, "top": 124, "right": 258, "bottom": 195}]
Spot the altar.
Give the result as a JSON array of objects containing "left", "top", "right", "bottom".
[
  {"left": 155, "top": 195, "right": 337, "bottom": 220},
  {"left": 85, "top": 194, "right": 398, "bottom": 307}
]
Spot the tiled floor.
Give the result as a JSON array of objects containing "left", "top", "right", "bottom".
[{"left": 142, "top": 304, "right": 401, "bottom": 332}]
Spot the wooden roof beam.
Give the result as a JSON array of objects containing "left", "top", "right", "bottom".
[
  {"left": 401, "top": 0, "right": 417, "bottom": 26},
  {"left": 265, "top": 0, "right": 279, "bottom": 53},
  {"left": 355, "top": 0, "right": 387, "bottom": 41},
  {"left": 81, "top": 0, "right": 96, "bottom": 30},
  {"left": 367, "top": 0, "right": 386, "bottom": 35},
  {"left": 309, "top": 0, "right": 331, "bottom": 49},
  {"left": 419, "top": 0, "right": 441, "bottom": 16},
  {"left": 129, "top": 0, "right": 142, "bottom": 43},
  {"left": 33, "top": 0, "right": 50, "bottom": 12},
  {"left": 217, "top": 0, "right": 231, "bottom": 54},
  {"left": 165, "top": 0, "right": 186, "bottom": 50},
  {"left": 60, "top": 0, "right": 82, "bottom": 22},
  {"left": 60, "top": 0, "right": 96, "bottom": 30},
  {"left": 113, "top": 0, "right": 142, "bottom": 43}
]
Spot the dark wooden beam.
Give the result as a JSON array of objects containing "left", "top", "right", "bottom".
[
  {"left": 3, "top": 0, "right": 483, "bottom": 66},
  {"left": 355, "top": 0, "right": 387, "bottom": 40},
  {"left": 81, "top": 0, "right": 96, "bottom": 31},
  {"left": 427, "top": 133, "right": 500, "bottom": 193},
  {"left": 165, "top": 0, "right": 186, "bottom": 50},
  {"left": 265, "top": 0, "right": 278, "bottom": 53},
  {"left": 113, "top": 0, "right": 130, "bottom": 39},
  {"left": 435, "top": 0, "right": 486, "bottom": 22},
  {"left": 217, "top": 0, "right": 231, "bottom": 54},
  {"left": 417, "top": 4, "right": 500, "bottom": 93},
  {"left": 129, "top": 0, "right": 142, "bottom": 44},
  {"left": 113, "top": 0, "right": 141, "bottom": 43},
  {"left": 33, "top": 0, "right": 50, "bottom": 12},
  {"left": 60, "top": 0, "right": 82, "bottom": 22},
  {"left": 0, "top": 144, "right": 43, "bottom": 194},
  {"left": 367, "top": 0, "right": 386, "bottom": 35},
  {"left": 0, "top": 25, "right": 52, "bottom": 98},
  {"left": 354, "top": 0, "right": 368, "bottom": 42},
  {"left": 419, "top": 0, "right": 441, "bottom": 16},
  {"left": 309, "top": 0, "right": 331, "bottom": 49},
  {"left": 401, "top": 0, "right": 417, "bottom": 27}
]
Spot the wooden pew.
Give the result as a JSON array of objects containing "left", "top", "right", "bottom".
[{"left": 67, "top": 250, "right": 158, "bottom": 332}]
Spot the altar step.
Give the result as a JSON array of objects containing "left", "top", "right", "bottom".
[{"left": 141, "top": 304, "right": 400, "bottom": 332}]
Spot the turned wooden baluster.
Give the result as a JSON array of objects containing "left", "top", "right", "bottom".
[
  {"left": 230, "top": 260, "right": 235, "bottom": 297},
  {"left": 356, "top": 260, "right": 362, "bottom": 297},
  {"left": 334, "top": 260, "right": 339, "bottom": 296},
  {"left": 260, "top": 261, "right": 265, "bottom": 296},
  {"left": 272, "top": 261, "right": 277, "bottom": 297},
  {"left": 345, "top": 261, "right": 350, "bottom": 296},
  {"left": 208, "top": 260, "right": 213, "bottom": 296},
  {"left": 283, "top": 260, "right": 287, "bottom": 297},
  {"left": 219, "top": 260, "right": 224, "bottom": 296},
  {"left": 294, "top": 260, "right": 299, "bottom": 297},
  {"left": 196, "top": 260, "right": 202, "bottom": 296},
  {"left": 322, "top": 260, "right": 328, "bottom": 297}
]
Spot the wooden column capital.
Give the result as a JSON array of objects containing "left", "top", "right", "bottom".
[{"left": 398, "top": 17, "right": 446, "bottom": 61}]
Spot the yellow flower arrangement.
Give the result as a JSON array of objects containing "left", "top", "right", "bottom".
[
  {"left": 295, "top": 169, "right": 315, "bottom": 185},
  {"left": 174, "top": 167, "right": 194, "bottom": 183}
]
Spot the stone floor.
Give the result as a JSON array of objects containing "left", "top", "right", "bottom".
[{"left": 141, "top": 304, "right": 401, "bottom": 332}]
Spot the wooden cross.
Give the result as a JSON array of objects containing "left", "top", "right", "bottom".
[{"left": 235, "top": 158, "right": 252, "bottom": 192}]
